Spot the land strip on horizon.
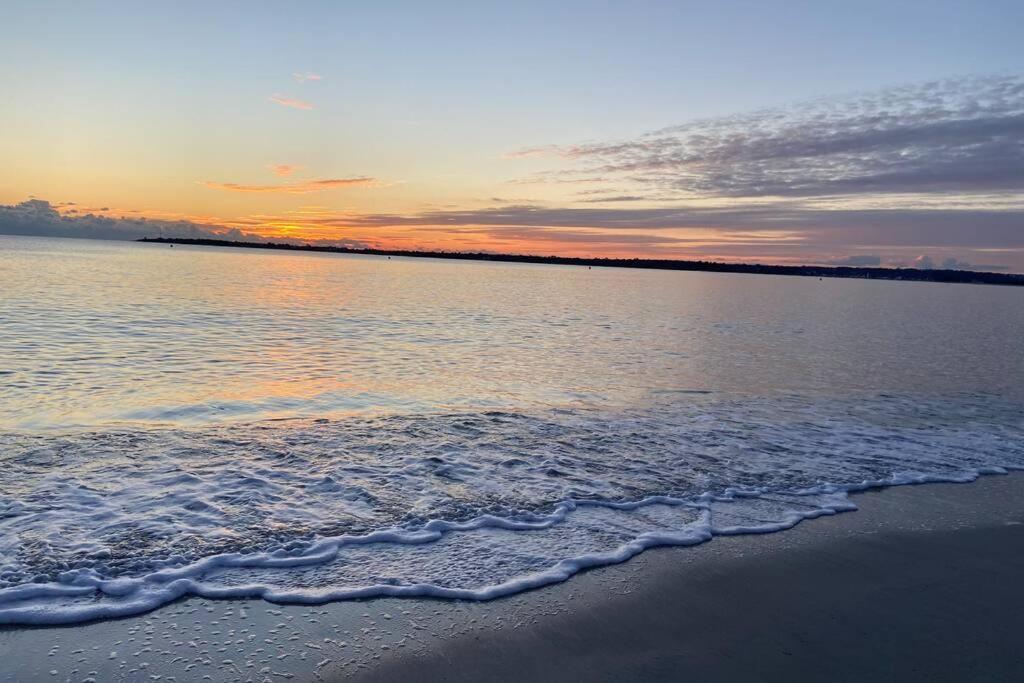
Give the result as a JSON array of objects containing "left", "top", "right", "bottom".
[{"left": 138, "top": 237, "right": 1024, "bottom": 286}]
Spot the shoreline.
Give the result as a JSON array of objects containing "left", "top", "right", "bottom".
[
  {"left": 136, "top": 237, "right": 1024, "bottom": 287},
  {"left": 363, "top": 473, "right": 1024, "bottom": 682},
  {"left": 0, "top": 475, "right": 1019, "bottom": 683},
  {"left": 2, "top": 474, "right": 1022, "bottom": 681}
]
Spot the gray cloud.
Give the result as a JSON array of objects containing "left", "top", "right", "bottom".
[
  {"left": 518, "top": 75, "right": 1024, "bottom": 199},
  {"left": 824, "top": 255, "right": 883, "bottom": 267},
  {"left": 577, "top": 195, "right": 650, "bottom": 203},
  {"left": 318, "top": 202, "right": 1024, "bottom": 249},
  {"left": 941, "top": 257, "right": 970, "bottom": 269},
  {"left": 0, "top": 199, "right": 250, "bottom": 241},
  {"left": 0, "top": 199, "right": 377, "bottom": 248},
  {"left": 822, "top": 253, "right": 1010, "bottom": 271}
]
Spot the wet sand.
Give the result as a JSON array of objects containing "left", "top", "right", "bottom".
[
  {"left": 3, "top": 474, "right": 1022, "bottom": 682},
  {"left": 364, "top": 473, "right": 1024, "bottom": 682}
]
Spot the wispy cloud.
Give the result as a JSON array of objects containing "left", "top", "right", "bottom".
[
  {"left": 501, "top": 146, "right": 554, "bottom": 159},
  {"left": 268, "top": 164, "right": 301, "bottom": 177},
  {"left": 507, "top": 173, "right": 607, "bottom": 185},
  {"left": 509, "top": 75, "right": 1024, "bottom": 200},
  {"left": 292, "top": 72, "right": 323, "bottom": 83},
  {"left": 577, "top": 195, "right": 649, "bottom": 203},
  {"left": 416, "top": 225, "right": 702, "bottom": 246},
  {"left": 269, "top": 94, "right": 314, "bottom": 110},
  {"left": 203, "top": 177, "right": 377, "bottom": 194}
]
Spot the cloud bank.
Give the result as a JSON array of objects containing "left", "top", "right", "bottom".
[
  {"left": 0, "top": 199, "right": 250, "bottom": 242},
  {"left": 1, "top": 197, "right": 1019, "bottom": 271},
  {"left": 0, "top": 199, "right": 373, "bottom": 248},
  {"left": 304, "top": 202, "right": 1023, "bottom": 250}
]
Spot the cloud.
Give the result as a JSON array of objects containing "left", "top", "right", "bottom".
[
  {"left": 508, "top": 173, "right": 607, "bottom": 185},
  {"left": 314, "top": 202, "right": 1024, "bottom": 248},
  {"left": 416, "top": 225, "right": 696, "bottom": 246},
  {"left": 203, "top": 177, "right": 377, "bottom": 194},
  {"left": 825, "top": 255, "right": 883, "bottom": 267},
  {"left": 907, "top": 254, "right": 998, "bottom": 270},
  {"left": 280, "top": 201, "right": 1023, "bottom": 268},
  {"left": 292, "top": 72, "right": 323, "bottom": 83},
  {"left": 0, "top": 198, "right": 373, "bottom": 248},
  {"left": 512, "top": 75, "right": 1024, "bottom": 199},
  {"left": 268, "top": 164, "right": 301, "bottom": 177},
  {"left": 3, "top": 197, "right": 1020, "bottom": 270},
  {"left": 0, "top": 199, "right": 251, "bottom": 242},
  {"left": 577, "top": 195, "right": 649, "bottom": 203},
  {"left": 501, "top": 146, "right": 554, "bottom": 159},
  {"left": 269, "top": 94, "right": 314, "bottom": 110},
  {"left": 896, "top": 255, "right": 1007, "bottom": 270},
  {"left": 940, "top": 257, "right": 968, "bottom": 269}
]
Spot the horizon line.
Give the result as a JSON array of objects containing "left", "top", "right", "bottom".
[{"left": 135, "top": 237, "right": 1024, "bottom": 287}]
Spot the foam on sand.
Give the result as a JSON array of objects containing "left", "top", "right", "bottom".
[{"left": 1, "top": 392, "right": 1021, "bottom": 625}]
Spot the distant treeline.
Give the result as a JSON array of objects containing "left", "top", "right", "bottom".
[{"left": 138, "top": 237, "right": 1024, "bottom": 287}]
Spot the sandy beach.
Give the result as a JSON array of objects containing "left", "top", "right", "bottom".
[{"left": 3, "top": 473, "right": 1021, "bottom": 682}]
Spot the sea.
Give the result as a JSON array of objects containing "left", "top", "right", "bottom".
[{"left": 1, "top": 234, "right": 1022, "bottom": 625}]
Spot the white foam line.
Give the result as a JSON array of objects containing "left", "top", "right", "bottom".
[{"left": 0, "top": 467, "right": 1017, "bottom": 626}]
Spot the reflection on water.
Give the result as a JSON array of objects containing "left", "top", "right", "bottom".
[{"left": 2, "top": 234, "right": 1023, "bottom": 430}]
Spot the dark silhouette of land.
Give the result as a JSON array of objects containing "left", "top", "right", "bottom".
[{"left": 138, "top": 237, "right": 1024, "bottom": 286}]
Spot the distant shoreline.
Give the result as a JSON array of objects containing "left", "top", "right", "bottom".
[{"left": 138, "top": 237, "right": 1024, "bottom": 286}]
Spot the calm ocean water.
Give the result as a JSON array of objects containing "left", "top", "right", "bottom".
[{"left": 1, "top": 234, "right": 1022, "bottom": 624}]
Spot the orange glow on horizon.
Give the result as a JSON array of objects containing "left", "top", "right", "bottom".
[{"left": 43, "top": 200, "right": 817, "bottom": 261}]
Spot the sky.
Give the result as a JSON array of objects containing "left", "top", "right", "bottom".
[{"left": 1, "top": 1, "right": 1022, "bottom": 270}]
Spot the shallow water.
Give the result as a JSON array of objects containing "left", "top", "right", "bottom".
[{"left": 1, "top": 235, "right": 1022, "bottom": 624}]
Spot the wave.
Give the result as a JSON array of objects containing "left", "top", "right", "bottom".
[{"left": 1, "top": 392, "right": 1021, "bottom": 625}]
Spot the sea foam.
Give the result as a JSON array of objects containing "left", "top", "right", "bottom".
[{"left": 1, "top": 392, "right": 1021, "bottom": 625}]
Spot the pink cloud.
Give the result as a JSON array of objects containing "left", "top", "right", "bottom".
[
  {"left": 269, "top": 94, "right": 314, "bottom": 110},
  {"left": 293, "top": 72, "right": 323, "bottom": 83},
  {"left": 269, "top": 164, "right": 301, "bottom": 177}
]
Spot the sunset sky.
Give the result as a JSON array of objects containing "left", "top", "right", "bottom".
[{"left": 2, "top": 1, "right": 1023, "bottom": 270}]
